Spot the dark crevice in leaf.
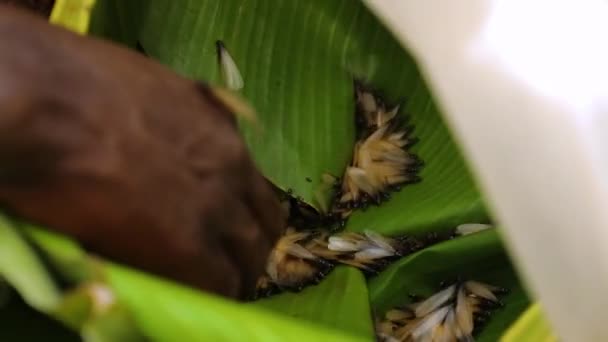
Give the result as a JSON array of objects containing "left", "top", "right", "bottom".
[{"left": 0, "top": 287, "right": 81, "bottom": 342}]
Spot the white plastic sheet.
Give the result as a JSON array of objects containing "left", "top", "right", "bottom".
[{"left": 364, "top": 1, "right": 608, "bottom": 340}]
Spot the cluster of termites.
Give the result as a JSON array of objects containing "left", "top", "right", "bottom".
[{"left": 376, "top": 280, "right": 507, "bottom": 342}]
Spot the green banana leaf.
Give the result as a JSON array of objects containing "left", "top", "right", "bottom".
[
  {"left": 105, "top": 262, "right": 368, "bottom": 342},
  {"left": 0, "top": 0, "right": 532, "bottom": 340},
  {"left": 89, "top": 0, "right": 488, "bottom": 235},
  {"left": 253, "top": 267, "right": 374, "bottom": 337},
  {"left": 1, "top": 220, "right": 369, "bottom": 341}
]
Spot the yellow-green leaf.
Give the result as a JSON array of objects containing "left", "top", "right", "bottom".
[
  {"left": 50, "top": 0, "right": 97, "bottom": 34},
  {"left": 501, "top": 303, "right": 559, "bottom": 342}
]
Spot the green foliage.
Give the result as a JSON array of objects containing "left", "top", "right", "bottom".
[{"left": 0, "top": 1, "right": 531, "bottom": 340}]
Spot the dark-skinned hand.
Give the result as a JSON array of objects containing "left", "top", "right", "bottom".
[{"left": 0, "top": 6, "right": 285, "bottom": 299}]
